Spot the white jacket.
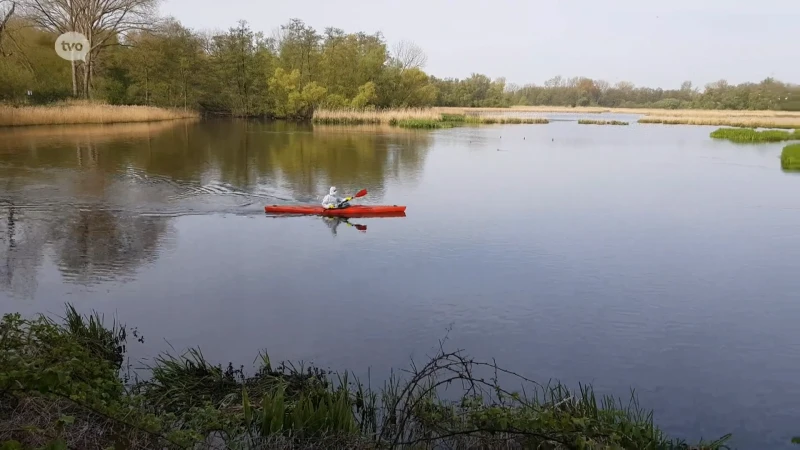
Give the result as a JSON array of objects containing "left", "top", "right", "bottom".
[{"left": 321, "top": 187, "right": 344, "bottom": 208}]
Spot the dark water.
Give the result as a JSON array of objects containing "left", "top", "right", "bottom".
[{"left": 1, "top": 116, "right": 799, "bottom": 449}]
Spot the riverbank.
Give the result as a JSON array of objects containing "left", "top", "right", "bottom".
[
  {"left": 0, "top": 305, "right": 734, "bottom": 449},
  {"left": 0, "top": 103, "right": 200, "bottom": 127},
  {"left": 313, "top": 106, "right": 800, "bottom": 129}
]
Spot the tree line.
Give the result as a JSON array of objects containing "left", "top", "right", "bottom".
[{"left": 0, "top": 1, "right": 797, "bottom": 117}]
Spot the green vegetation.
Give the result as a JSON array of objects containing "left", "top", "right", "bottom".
[
  {"left": 781, "top": 144, "right": 800, "bottom": 171},
  {"left": 1, "top": 304, "right": 735, "bottom": 449},
  {"left": 392, "top": 118, "right": 454, "bottom": 129},
  {"left": 709, "top": 127, "right": 800, "bottom": 143},
  {"left": 578, "top": 119, "right": 629, "bottom": 125},
  {"left": 0, "top": 3, "right": 798, "bottom": 119}
]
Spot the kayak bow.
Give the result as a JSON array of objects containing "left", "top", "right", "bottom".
[{"left": 265, "top": 204, "right": 406, "bottom": 218}]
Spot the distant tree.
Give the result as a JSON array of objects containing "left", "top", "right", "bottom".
[{"left": 390, "top": 39, "right": 427, "bottom": 71}]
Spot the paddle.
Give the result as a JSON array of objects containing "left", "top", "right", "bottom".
[{"left": 336, "top": 188, "right": 367, "bottom": 208}]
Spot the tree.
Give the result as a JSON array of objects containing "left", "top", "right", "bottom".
[
  {"left": 390, "top": 39, "right": 426, "bottom": 71},
  {"left": 0, "top": 0, "right": 15, "bottom": 52},
  {"left": 20, "top": 0, "right": 160, "bottom": 98}
]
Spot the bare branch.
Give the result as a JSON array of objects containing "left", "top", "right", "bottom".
[{"left": 391, "top": 38, "right": 427, "bottom": 71}]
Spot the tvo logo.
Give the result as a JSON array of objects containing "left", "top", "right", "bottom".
[{"left": 55, "top": 32, "right": 90, "bottom": 61}]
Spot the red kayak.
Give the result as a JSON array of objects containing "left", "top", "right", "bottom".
[{"left": 265, "top": 204, "right": 406, "bottom": 217}]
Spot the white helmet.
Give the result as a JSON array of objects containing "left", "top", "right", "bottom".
[{"left": 329, "top": 186, "right": 337, "bottom": 195}]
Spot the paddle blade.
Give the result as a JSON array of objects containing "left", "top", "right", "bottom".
[
  {"left": 355, "top": 224, "right": 367, "bottom": 232},
  {"left": 353, "top": 189, "right": 367, "bottom": 198}
]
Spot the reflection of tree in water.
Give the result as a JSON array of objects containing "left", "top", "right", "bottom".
[
  {"left": 47, "top": 209, "right": 174, "bottom": 286},
  {"left": 0, "top": 119, "right": 434, "bottom": 202},
  {"left": 0, "top": 119, "right": 434, "bottom": 297},
  {"left": 0, "top": 205, "right": 49, "bottom": 300}
]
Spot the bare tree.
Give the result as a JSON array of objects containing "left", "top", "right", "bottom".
[
  {"left": 20, "top": 0, "right": 160, "bottom": 98},
  {"left": 391, "top": 39, "right": 427, "bottom": 71},
  {"left": 0, "top": 0, "right": 16, "bottom": 55}
]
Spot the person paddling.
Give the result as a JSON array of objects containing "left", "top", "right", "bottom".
[{"left": 321, "top": 186, "right": 353, "bottom": 209}]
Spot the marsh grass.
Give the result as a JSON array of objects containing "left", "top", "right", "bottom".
[
  {"left": 391, "top": 119, "right": 455, "bottom": 129},
  {"left": 312, "top": 108, "right": 443, "bottom": 125},
  {"left": 578, "top": 119, "right": 629, "bottom": 125},
  {"left": 0, "top": 103, "right": 199, "bottom": 127},
  {"left": 313, "top": 108, "right": 549, "bottom": 127},
  {"left": 466, "top": 116, "right": 549, "bottom": 124},
  {"left": 639, "top": 116, "right": 800, "bottom": 128},
  {"left": 709, "top": 127, "right": 800, "bottom": 143},
  {"left": 2, "top": 304, "right": 736, "bottom": 449},
  {"left": 781, "top": 144, "right": 800, "bottom": 171}
]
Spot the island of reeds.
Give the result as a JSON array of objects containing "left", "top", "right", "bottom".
[
  {"left": 313, "top": 109, "right": 550, "bottom": 128},
  {"left": 782, "top": 144, "right": 800, "bottom": 171},
  {"left": 578, "top": 119, "right": 629, "bottom": 125},
  {"left": 709, "top": 127, "right": 800, "bottom": 143},
  {"left": 0, "top": 304, "right": 738, "bottom": 449}
]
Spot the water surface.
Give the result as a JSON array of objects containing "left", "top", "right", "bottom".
[{"left": 1, "top": 116, "right": 799, "bottom": 449}]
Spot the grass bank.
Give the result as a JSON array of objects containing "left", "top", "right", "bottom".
[
  {"left": 782, "top": 144, "right": 800, "bottom": 171},
  {"left": 1, "top": 304, "right": 735, "bottom": 450},
  {"left": 578, "top": 119, "right": 629, "bottom": 125},
  {"left": 709, "top": 127, "right": 800, "bottom": 143},
  {"left": 0, "top": 102, "right": 200, "bottom": 127}
]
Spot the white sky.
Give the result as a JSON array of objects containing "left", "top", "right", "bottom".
[{"left": 158, "top": 0, "right": 800, "bottom": 89}]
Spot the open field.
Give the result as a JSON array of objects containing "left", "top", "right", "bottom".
[{"left": 0, "top": 102, "right": 200, "bottom": 127}]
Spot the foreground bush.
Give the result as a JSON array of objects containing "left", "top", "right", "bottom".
[{"left": 1, "top": 304, "right": 734, "bottom": 449}]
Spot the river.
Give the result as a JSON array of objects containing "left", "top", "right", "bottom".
[{"left": 0, "top": 115, "right": 798, "bottom": 449}]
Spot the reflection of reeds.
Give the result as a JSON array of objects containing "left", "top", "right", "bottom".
[
  {"left": 0, "top": 119, "right": 197, "bottom": 149},
  {"left": 0, "top": 103, "right": 199, "bottom": 127}
]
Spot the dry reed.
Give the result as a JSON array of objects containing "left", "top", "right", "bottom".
[
  {"left": 577, "top": 119, "right": 629, "bottom": 125},
  {"left": 0, "top": 103, "right": 200, "bottom": 127},
  {"left": 638, "top": 116, "right": 800, "bottom": 128},
  {"left": 312, "top": 108, "right": 444, "bottom": 125}
]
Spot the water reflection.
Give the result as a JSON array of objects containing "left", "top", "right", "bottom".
[
  {"left": 322, "top": 217, "right": 367, "bottom": 236},
  {"left": 0, "top": 119, "right": 433, "bottom": 297}
]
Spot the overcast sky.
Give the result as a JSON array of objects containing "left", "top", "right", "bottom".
[{"left": 159, "top": 0, "right": 799, "bottom": 89}]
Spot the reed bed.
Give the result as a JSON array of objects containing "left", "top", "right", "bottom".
[
  {"left": 0, "top": 103, "right": 200, "bottom": 127},
  {"left": 578, "top": 119, "right": 629, "bottom": 125},
  {"left": 312, "top": 108, "right": 444, "bottom": 125},
  {"left": 639, "top": 116, "right": 800, "bottom": 128},
  {"left": 313, "top": 108, "right": 550, "bottom": 127},
  {"left": 710, "top": 127, "right": 800, "bottom": 143},
  {"left": 781, "top": 144, "right": 800, "bottom": 170}
]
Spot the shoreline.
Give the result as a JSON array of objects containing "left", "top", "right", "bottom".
[{"left": 1, "top": 304, "right": 735, "bottom": 449}]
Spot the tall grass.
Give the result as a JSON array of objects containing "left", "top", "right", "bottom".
[
  {"left": 578, "top": 119, "right": 629, "bottom": 125},
  {"left": 639, "top": 116, "right": 800, "bottom": 129},
  {"left": 782, "top": 144, "right": 800, "bottom": 171},
  {"left": 2, "top": 303, "right": 736, "bottom": 449},
  {"left": 313, "top": 108, "right": 549, "bottom": 127},
  {"left": 709, "top": 127, "right": 800, "bottom": 143},
  {"left": 0, "top": 103, "right": 199, "bottom": 127},
  {"left": 312, "top": 108, "right": 443, "bottom": 125}
]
